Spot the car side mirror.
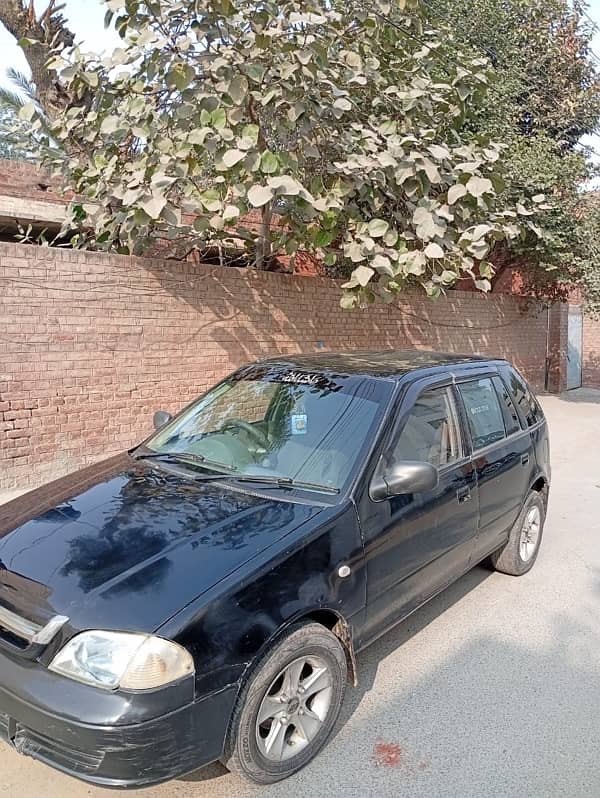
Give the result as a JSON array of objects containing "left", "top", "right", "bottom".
[
  {"left": 153, "top": 410, "right": 173, "bottom": 430},
  {"left": 370, "top": 461, "right": 439, "bottom": 501}
]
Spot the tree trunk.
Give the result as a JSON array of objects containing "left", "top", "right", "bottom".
[
  {"left": 256, "top": 202, "right": 273, "bottom": 270},
  {"left": 0, "top": 0, "right": 74, "bottom": 120}
]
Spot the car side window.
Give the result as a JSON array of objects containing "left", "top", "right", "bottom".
[
  {"left": 501, "top": 367, "right": 543, "bottom": 427},
  {"left": 458, "top": 378, "right": 506, "bottom": 451},
  {"left": 492, "top": 375, "right": 522, "bottom": 436},
  {"left": 390, "top": 387, "right": 461, "bottom": 469}
]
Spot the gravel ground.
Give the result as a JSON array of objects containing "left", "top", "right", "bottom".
[{"left": 1, "top": 391, "right": 600, "bottom": 797}]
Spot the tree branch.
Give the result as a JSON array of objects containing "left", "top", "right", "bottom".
[{"left": 0, "top": 0, "right": 74, "bottom": 119}]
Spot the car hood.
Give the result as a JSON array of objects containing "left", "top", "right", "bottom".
[{"left": 0, "top": 454, "right": 322, "bottom": 634}]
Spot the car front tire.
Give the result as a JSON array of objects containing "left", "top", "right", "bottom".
[
  {"left": 490, "top": 490, "right": 546, "bottom": 576},
  {"left": 222, "top": 621, "right": 347, "bottom": 784}
]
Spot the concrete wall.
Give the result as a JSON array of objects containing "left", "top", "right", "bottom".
[{"left": 0, "top": 241, "right": 550, "bottom": 489}]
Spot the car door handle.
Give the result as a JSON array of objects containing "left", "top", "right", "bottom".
[
  {"left": 521, "top": 453, "right": 530, "bottom": 466},
  {"left": 456, "top": 487, "right": 471, "bottom": 503}
]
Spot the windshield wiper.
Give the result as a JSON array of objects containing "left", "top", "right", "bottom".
[
  {"left": 133, "top": 450, "right": 234, "bottom": 472},
  {"left": 133, "top": 451, "right": 339, "bottom": 494},
  {"left": 191, "top": 473, "right": 340, "bottom": 494}
]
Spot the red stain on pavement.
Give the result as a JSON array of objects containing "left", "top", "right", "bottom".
[{"left": 372, "top": 740, "right": 403, "bottom": 768}]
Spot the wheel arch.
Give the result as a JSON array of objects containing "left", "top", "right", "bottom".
[
  {"left": 529, "top": 473, "right": 549, "bottom": 507},
  {"left": 240, "top": 606, "right": 358, "bottom": 692}
]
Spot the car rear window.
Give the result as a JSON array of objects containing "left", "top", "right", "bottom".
[
  {"left": 500, "top": 367, "right": 543, "bottom": 427},
  {"left": 492, "top": 376, "right": 522, "bottom": 436},
  {"left": 458, "top": 378, "right": 507, "bottom": 450}
]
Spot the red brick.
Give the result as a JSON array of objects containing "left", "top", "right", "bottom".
[{"left": 0, "top": 237, "right": 555, "bottom": 489}]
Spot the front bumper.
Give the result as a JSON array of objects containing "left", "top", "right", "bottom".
[{"left": 0, "top": 649, "right": 237, "bottom": 788}]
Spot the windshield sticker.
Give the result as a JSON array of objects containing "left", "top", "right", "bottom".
[
  {"left": 291, "top": 414, "right": 308, "bottom": 435},
  {"left": 280, "top": 371, "right": 321, "bottom": 386}
]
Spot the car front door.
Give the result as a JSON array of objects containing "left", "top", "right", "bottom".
[
  {"left": 456, "top": 374, "right": 535, "bottom": 560},
  {"left": 357, "top": 378, "right": 479, "bottom": 647}
]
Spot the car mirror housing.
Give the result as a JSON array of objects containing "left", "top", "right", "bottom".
[
  {"left": 370, "top": 461, "right": 439, "bottom": 501},
  {"left": 153, "top": 410, "right": 173, "bottom": 430}
]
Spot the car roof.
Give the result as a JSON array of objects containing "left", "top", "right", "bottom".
[{"left": 258, "top": 350, "right": 505, "bottom": 381}]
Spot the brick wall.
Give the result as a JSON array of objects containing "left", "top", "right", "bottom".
[
  {"left": 0, "top": 241, "right": 550, "bottom": 489},
  {"left": 583, "top": 313, "right": 600, "bottom": 388}
]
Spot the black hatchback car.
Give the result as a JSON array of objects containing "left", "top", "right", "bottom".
[{"left": 0, "top": 352, "right": 550, "bottom": 787}]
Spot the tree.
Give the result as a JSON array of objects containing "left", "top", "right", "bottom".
[
  {"left": 0, "top": 0, "right": 74, "bottom": 121},
  {"left": 37, "top": 0, "right": 543, "bottom": 306},
  {"left": 427, "top": 0, "right": 600, "bottom": 296},
  {"left": 0, "top": 67, "right": 47, "bottom": 160},
  {"left": 0, "top": 102, "right": 34, "bottom": 159}
]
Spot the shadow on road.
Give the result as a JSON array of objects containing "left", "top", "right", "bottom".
[
  {"left": 553, "top": 388, "right": 600, "bottom": 404},
  {"left": 179, "top": 564, "right": 494, "bottom": 785}
]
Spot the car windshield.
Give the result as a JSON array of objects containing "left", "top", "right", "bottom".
[{"left": 144, "top": 366, "right": 392, "bottom": 492}]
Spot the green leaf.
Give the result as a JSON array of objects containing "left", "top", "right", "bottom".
[
  {"left": 140, "top": 194, "right": 166, "bottom": 219},
  {"left": 268, "top": 176, "right": 304, "bottom": 196},
  {"left": 168, "top": 63, "right": 195, "bottom": 91},
  {"left": 188, "top": 128, "right": 212, "bottom": 145},
  {"left": 340, "top": 293, "right": 358, "bottom": 310},
  {"left": 471, "top": 224, "right": 492, "bottom": 241},
  {"left": 313, "top": 229, "right": 335, "bottom": 247},
  {"left": 260, "top": 151, "right": 279, "bottom": 174},
  {"left": 368, "top": 219, "right": 389, "bottom": 238},
  {"left": 424, "top": 242, "right": 444, "bottom": 258},
  {"left": 353, "top": 264, "right": 375, "bottom": 287},
  {"left": 466, "top": 176, "right": 493, "bottom": 198},
  {"left": 222, "top": 149, "right": 246, "bottom": 168},
  {"left": 81, "top": 71, "right": 99, "bottom": 88},
  {"left": 241, "top": 124, "right": 259, "bottom": 146},
  {"left": 413, "top": 207, "right": 446, "bottom": 240},
  {"left": 474, "top": 278, "right": 492, "bottom": 292},
  {"left": 243, "top": 63, "right": 266, "bottom": 83},
  {"left": 379, "top": 120, "right": 397, "bottom": 135},
  {"left": 333, "top": 97, "right": 352, "bottom": 112},
  {"left": 371, "top": 254, "right": 394, "bottom": 276},
  {"left": 428, "top": 144, "right": 450, "bottom": 160},
  {"left": 100, "top": 115, "right": 120, "bottom": 134},
  {"left": 516, "top": 203, "right": 534, "bottom": 216},
  {"left": 223, "top": 205, "right": 241, "bottom": 221},
  {"left": 18, "top": 102, "right": 36, "bottom": 122},
  {"left": 479, "top": 262, "right": 495, "bottom": 279},
  {"left": 247, "top": 184, "right": 274, "bottom": 207},
  {"left": 228, "top": 75, "right": 249, "bottom": 105},
  {"left": 440, "top": 269, "right": 457, "bottom": 285},
  {"left": 384, "top": 229, "right": 399, "bottom": 247},
  {"left": 199, "top": 189, "right": 222, "bottom": 212},
  {"left": 401, "top": 251, "right": 427, "bottom": 276},
  {"left": 211, "top": 108, "right": 227, "bottom": 129}
]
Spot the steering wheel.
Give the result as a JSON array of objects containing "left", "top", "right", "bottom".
[{"left": 221, "top": 419, "right": 271, "bottom": 450}]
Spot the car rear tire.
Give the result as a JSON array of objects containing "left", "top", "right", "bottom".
[
  {"left": 490, "top": 490, "right": 545, "bottom": 576},
  {"left": 222, "top": 621, "right": 347, "bottom": 784}
]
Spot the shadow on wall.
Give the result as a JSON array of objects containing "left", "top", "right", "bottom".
[
  {"left": 582, "top": 349, "right": 600, "bottom": 397},
  {"left": 144, "top": 260, "right": 544, "bottom": 380}
]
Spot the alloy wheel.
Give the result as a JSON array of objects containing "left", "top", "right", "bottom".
[{"left": 255, "top": 655, "right": 333, "bottom": 762}]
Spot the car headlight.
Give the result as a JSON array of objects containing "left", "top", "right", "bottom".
[{"left": 48, "top": 631, "right": 194, "bottom": 691}]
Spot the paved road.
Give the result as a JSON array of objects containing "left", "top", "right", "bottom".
[{"left": 2, "top": 392, "right": 600, "bottom": 797}]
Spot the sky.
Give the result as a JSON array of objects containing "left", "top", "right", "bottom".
[{"left": 0, "top": 0, "right": 599, "bottom": 167}]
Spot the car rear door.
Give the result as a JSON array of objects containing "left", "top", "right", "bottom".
[
  {"left": 456, "top": 371, "right": 536, "bottom": 561},
  {"left": 357, "top": 375, "right": 479, "bottom": 647}
]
